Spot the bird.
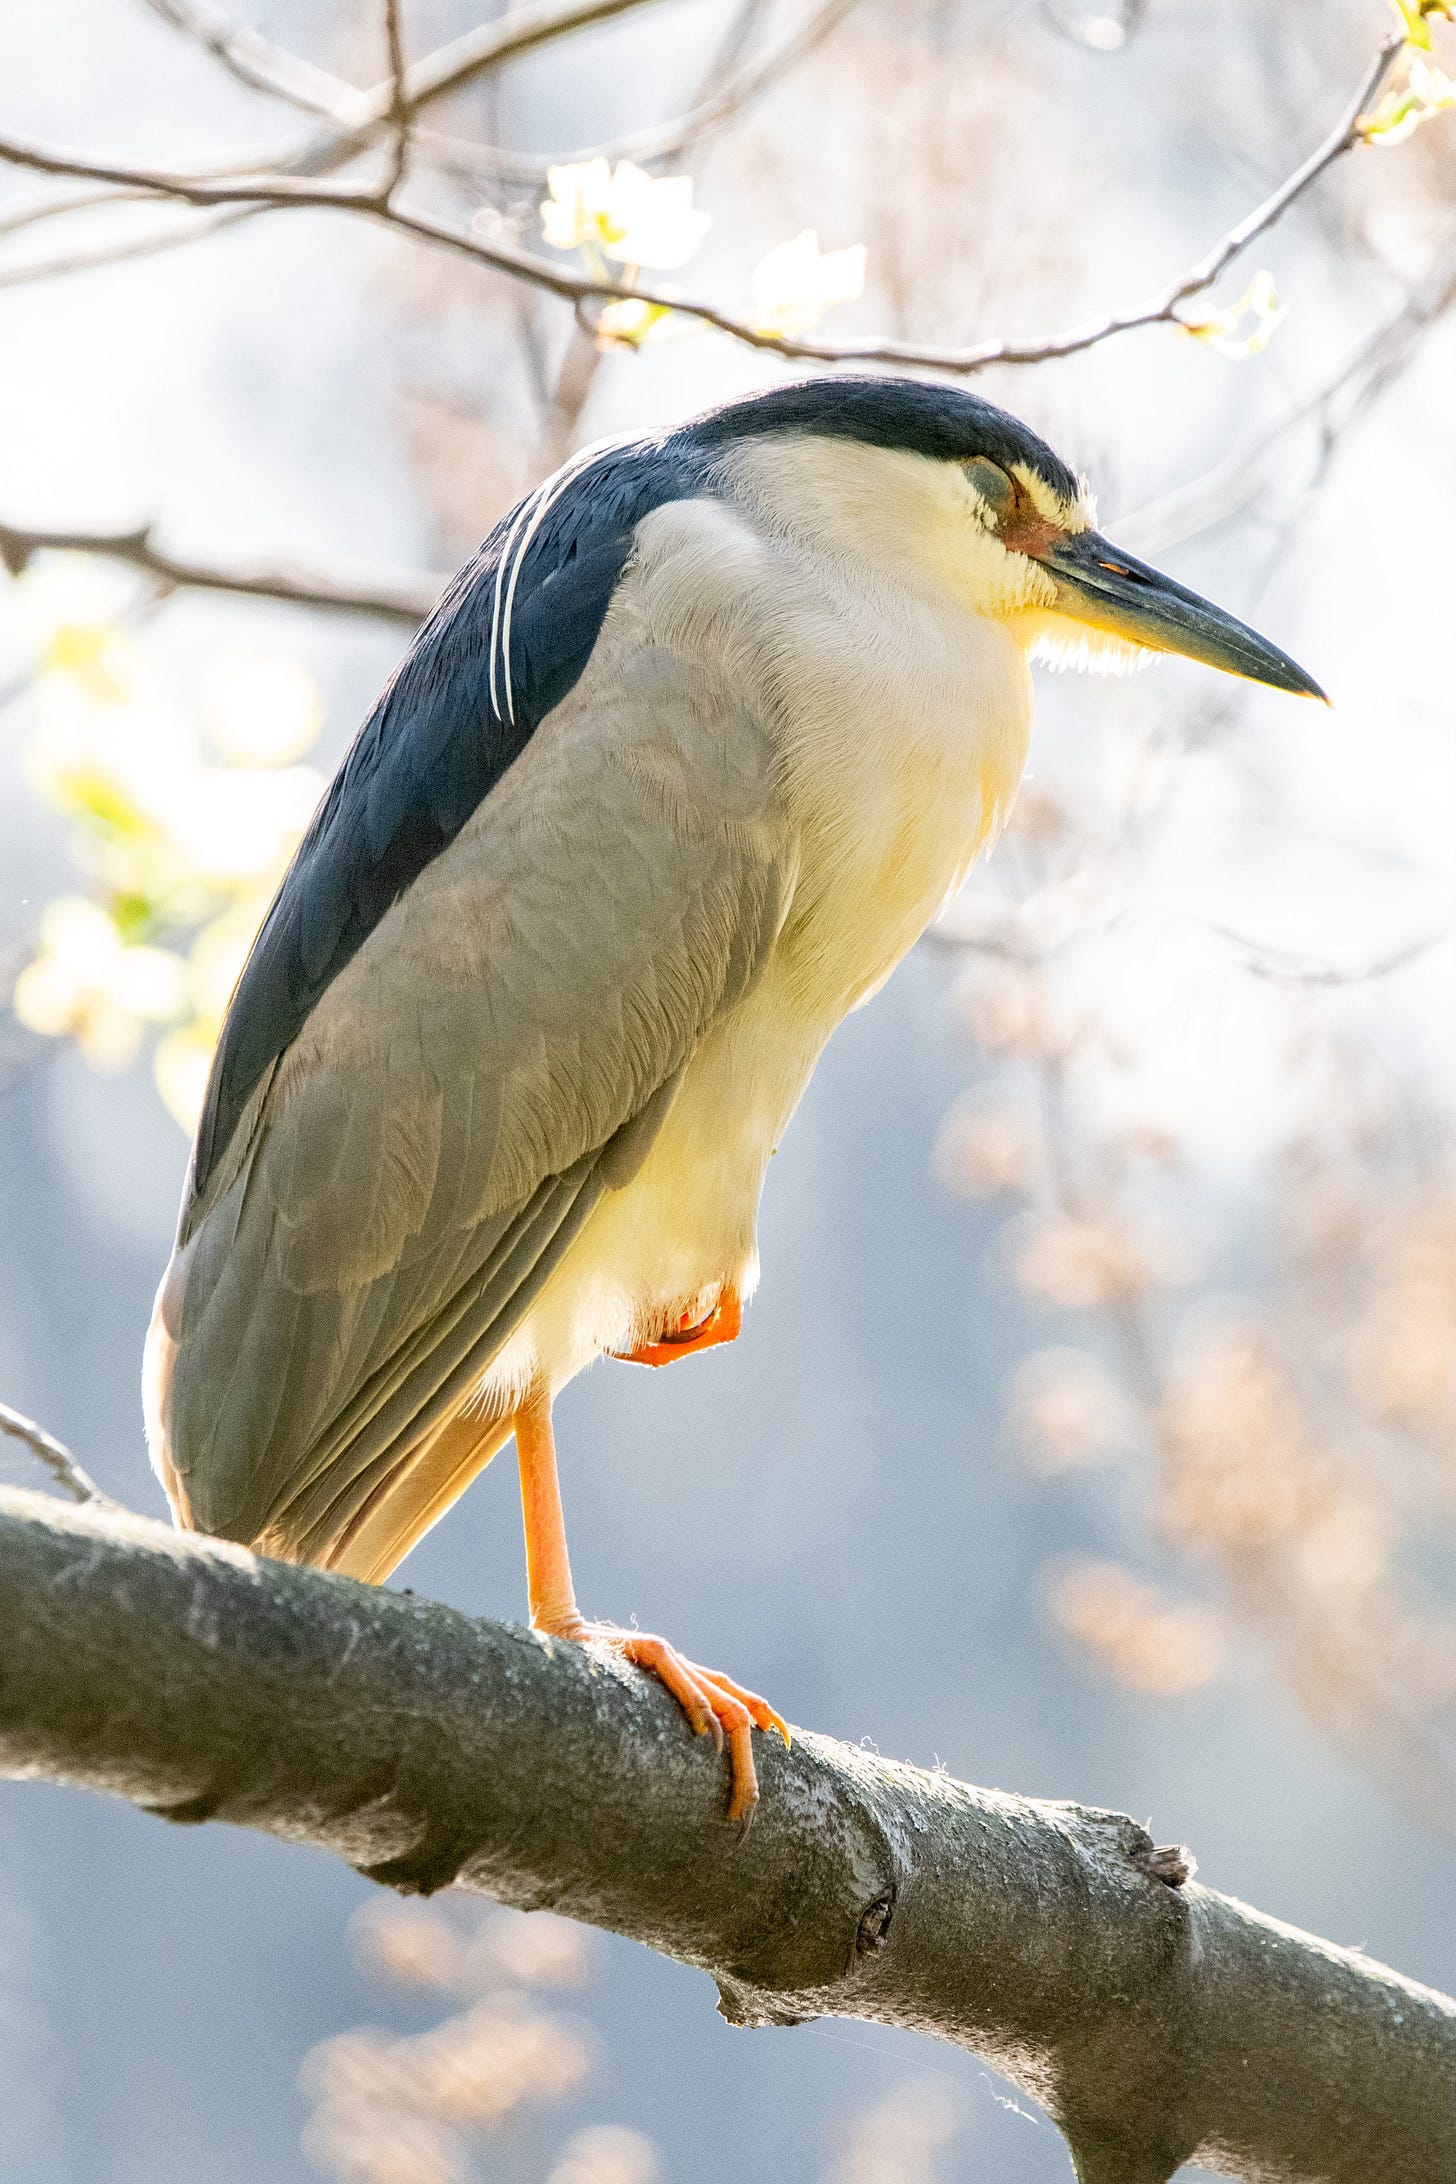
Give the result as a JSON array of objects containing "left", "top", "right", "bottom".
[{"left": 144, "top": 375, "right": 1324, "bottom": 1821}]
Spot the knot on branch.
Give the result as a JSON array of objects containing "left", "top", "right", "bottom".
[
  {"left": 1133, "top": 1840, "right": 1197, "bottom": 1889},
  {"left": 855, "top": 1885, "right": 896, "bottom": 1954}
]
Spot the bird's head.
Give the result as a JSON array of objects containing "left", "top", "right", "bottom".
[{"left": 684, "top": 376, "right": 1326, "bottom": 701}]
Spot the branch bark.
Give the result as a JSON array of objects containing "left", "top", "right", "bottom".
[
  {"left": 0, "top": 516, "right": 442, "bottom": 625},
  {"left": 0, "top": 1487, "right": 1450, "bottom": 2184}
]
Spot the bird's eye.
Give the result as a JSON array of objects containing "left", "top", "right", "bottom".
[{"left": 963, "top": 457, "right": 1016, "bottom": 518}]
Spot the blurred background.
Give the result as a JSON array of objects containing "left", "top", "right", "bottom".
[{"left": 0, "top": 1, "right": 1452, "bottom": 2179}]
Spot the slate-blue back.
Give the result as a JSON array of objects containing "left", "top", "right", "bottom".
[{"left": 186, "top": 434, "right": 696, "bottom": 1215}]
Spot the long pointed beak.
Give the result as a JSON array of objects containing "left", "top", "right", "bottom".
[{"left": 1038, "top": 529, "right": 1328, "bottom": 701}]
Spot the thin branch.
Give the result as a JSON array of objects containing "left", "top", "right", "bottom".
[
  {"left": 928, "top": 900, "right": 1456, "bottom": 990},
  {"left": 1, "top": 1484, "right": 1452, "bottom": 2184},
  {"left": 140, "top": 0, "right": 365, "bottom": 122},
  {"left": 0, "top": 183, "right": 162, "bottom": 241},
  {"left": 381, "top": 0, "right": 411, "bottom": 202},
  {"left": 1174, "top": 912, "right": 1456, "bottom": 989},
  {"left": 0, "top": 516, "right": 443, "bottom": 625},
  {"left": 0, "top": 31, "right": 1417, "bottom": 373},
  {"left": 1118, "top": 226, "right": 1456, "bottom": 555},
  {"left": 0, "top": 0, "right": 855, "bottom": 290},
  {"left": 0, "top": 1405, "right": 115, "bottom": 1508},
  {"left": 393, "top": 0, "right": 863, "bottom": 188},
  {"left": 1164, "top": 33, "right": 1407, "bottom": 323},
  {"left": 144, "top": 0, "right": 671, "bottom": 135},
  {"left": 139, "top": 0, "right": 857, "bottom": 190},
  {"left": 0, "top": 204, "right": 263, "bottom": 293}
]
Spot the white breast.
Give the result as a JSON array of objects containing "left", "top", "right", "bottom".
[{"left": 484, "top": 449, "right": 1036, "bottom": 1401}]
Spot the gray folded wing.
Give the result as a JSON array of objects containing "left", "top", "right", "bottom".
[{"left": 151, "top": 631, "right": 794, "bottom": 1565}]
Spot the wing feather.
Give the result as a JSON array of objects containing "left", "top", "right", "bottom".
[{"left": 152, "top": 629, "right": 793, "bottom": 1565}]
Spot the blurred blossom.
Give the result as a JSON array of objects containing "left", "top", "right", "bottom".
[
  {"left": 152, "top": 1024, "right": 217, "bottom": 1131},
  {"left": 1008, "top": 1346, "right": 1127, "bottom": 1472},
  {"left": 1013, "top": 1214, "right": 1157, "bottom": 1309},
  {"left": 820, "top": 2075, "right": 965, "bottom": 2184},
  {"left": 933, "top": 1097, "right": 1035, "bottom": 1198},
  {"left": 303, "top": 2104, "right": 467, "bottom": 2184},
  {"left": 1294, "top": 1499, "right": 1389, "bottom": 1597},
  {"left": 546, "top": 2124, "right": 660, "bottom": 2184},
  {"left": 302, "top": 2002, "right": 589, "bottom": 2137},
  {"left": 1384, "top": 0, "right": 1451, "bottom": 45},
  {"left": 595, "top": 297, "right": 673, "bottom": 350},
  {"left": 1183, "top": 270, "right": 1284, "bottom": 359},
  {"left": 1000, "top": 781, "right": 1067, "bottom": 848},
  {"left": 539, "top": 160, "right": 709, "bottom": 269},
  {"left": 473, "top": 1909, "right": 593, "bottom": 1990},
  {"left": 1351, "top": 1203, "right": 1455, "bottom": 1438},
  {"left": 956, "top": 969, "right": 1064, "bottom": 1059},
  {"left": 1109, "top": 1123, "right": 1183, "bottom": 1169},
  {"left": 1047, "top": 1559, "right": 1223, "bottom": 1696},
  {"left": 204, "top": 652, "right": 323, "bottom": 765},
  {"left": 350, "top": 1902, "right": 594, "bottom": 2001},
  {"left": 1158, "top": 1326, "right": 1318, "bottom": 1551},
  {"left": 40, "top": 617, "right": 133, "bottom": 704},
  {"left": 751, "top": 230, "right": 866, "bottom": 337},
  {"left": 350, "top": 1901, "right": 465, "bottom": 1994},
  {"left": 12, "top": 897, "right": 186, "bottom": 1069},
  {"left": 186, "top": 910, "right": 258, "bottom": 1023},
  {"left": 11, "top": 636, "right": 324, "bottom": 1130},
  {"left": 2, "top": 553, "right": 136, "bottom": 695},
  {"left": 1361, "top": 59, "right": 1456, "bottom": 144},
  {"left": 306, "top": 1904, "right": 599, "bottom": 2184}
]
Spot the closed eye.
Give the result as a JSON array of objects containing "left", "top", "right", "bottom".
[{"left": 963, "top": 456, "right": 1017, "bottom": 517}]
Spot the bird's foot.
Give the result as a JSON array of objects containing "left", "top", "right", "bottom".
[
  {"left": 540, "top": 1614, "right": 788, "bottom": 1822},
  {"left": 612, "top": 1283, "right": 742, "bottom": 1369}
]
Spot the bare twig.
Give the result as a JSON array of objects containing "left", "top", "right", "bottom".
[
  {"left": 0, "top": 2, "right": 858, "bottom": 286},
  {"left": 0, "top": 205, "right": 263, "bottom": 292},
  {"left": 140, "top": 0, "right": 367, "bottom": 122},
  {"left": 1119, "top": 229, "right": 1456, "bottom": 555},
  {"left": 0, "top": 1404, "right": 115, "bottom": 1508},
  {"left": 144, "top": 0, "right": 671, "bottom": 135},
  {"left": 380, "top": 0, "right": 411, "bottom": 201},
  {"left": 1, "top": 1484, "right": 1452, "bottom": 2184},
  {"left": 0, "top": 184, "right": 162, "bottom": 241},
  {"left": 0, "top": 516, "right": 442, "bottom": 625},
  {"left": 928, "top": 899, "right": 1456, "bottom": 991},
  {"left": 396, "top": 0, "right": 863, "bottom": 187},
  {"left": 1163, "top": 33, "right": 1408, "bottom": 328},
  {"left": 1178, "top": 913, "right": 1456, "bottom": 989},
  {"left": 141, "top": 0, "right": 856, "bottom": 189},
  {"left": 0, "top": 31, "right": 1418, "bottom": 373}
]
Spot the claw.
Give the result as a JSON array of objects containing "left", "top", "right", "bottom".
[{"left": 565, "top": 1622, "right": 781, "bottom": 1820}]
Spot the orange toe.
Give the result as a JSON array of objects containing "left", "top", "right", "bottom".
[
  {"left": 564, "top": 1620, "right": 780, "bottom": 1821},
  {"left": 613, "top": 1284, "right": 743, "bottom": 1369}
]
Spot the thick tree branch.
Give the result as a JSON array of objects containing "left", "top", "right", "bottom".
[
  {"left": 0, "top": 516, "right": 443, "bottom": 625},
  {"left": 0, "top": 1487, "right": 1450, "bottom": 2184},
  {"left": 0, "top": 33, "right": 1415, "bottom": 372}
]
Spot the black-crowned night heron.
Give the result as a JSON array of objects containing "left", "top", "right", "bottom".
[{"left": 145, "top": 377, "right": 1323, "bottom": 1818}]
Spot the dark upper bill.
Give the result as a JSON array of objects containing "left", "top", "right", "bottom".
[{"left": 1039, "top": 529, "right": 1328, "bottom": 701}]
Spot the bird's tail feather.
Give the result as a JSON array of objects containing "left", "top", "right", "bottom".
[{"left": 262, "top": 1392, "right": 516, "bottom": 1583}]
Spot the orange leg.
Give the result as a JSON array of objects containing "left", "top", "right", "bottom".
[
  {"left": 612, "top": 1282, "right": 743, "bottom": 1369},
  {"left": 513, "top": 1381, "right": 787, "bottom": 1822}
]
